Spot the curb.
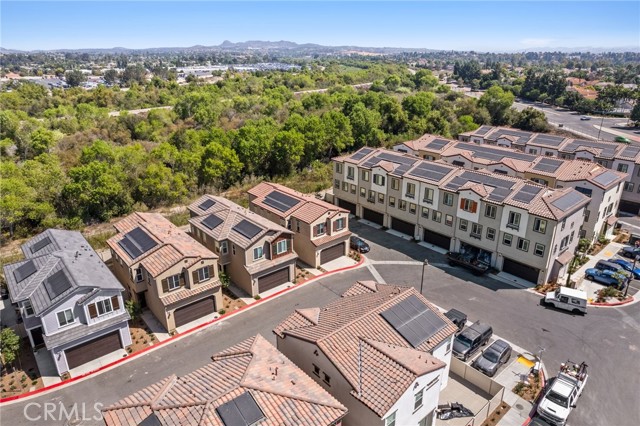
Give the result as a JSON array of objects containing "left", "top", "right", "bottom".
[
  {"left": 521, "top": 366, "right": 547, "bottom": 426},
  {"left": 0, "top": 255, "right": 366, "bottom": 404}
]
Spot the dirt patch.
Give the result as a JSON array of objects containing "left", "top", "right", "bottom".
[
  {"left": 613, "top": 230, "right": 629, "bottom": 244},
  {"left": 294, "top": 265, "right": 313, "bottom": 284},
  {"left": 348, "top": 250, "right": 362, "bottom": 262},
  {"left": 534, "top": 282, "right": 560, "bottom": 294},
  {"left": 513, "top": 370, "right": 544, "bottom": 403},
  {"left": 481, "top": 401, "right": 511, "bottom": 426},
  {"left": 0, "top": 336, "right": 43, "bottom": 398},
  {"left": 126, "top": 319, "right": 156, "bottom": 355},
  {"left": 220, "top": 288, "right": 247, "bottom": 314}
]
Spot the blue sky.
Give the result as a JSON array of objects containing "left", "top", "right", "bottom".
[{"left": 2, "top": 1, "right": 638, "bottom": 51}]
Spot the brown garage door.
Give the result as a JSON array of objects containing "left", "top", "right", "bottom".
[
  {"left": 362, "top": 208, "right": 384, "bottom": 226},
  {"left": 502, "top": 258, "right": 539, "bottom": 283},
  {"left": 258, "top": 267, "right": 290, "bottom": 293},
  {"left": 174, "top": 297, "right": 216, "bottom": 328},
  {"left": 337, "top": 198, "right": 357, "bottom": 215},
  {"left": 423, "top": 229, "right": 451, "bottom": 250},
  {"left": 391, "top": 217, "right": 415, "bottom": 237},
  {"left": 321, "top": 243, "right": 345, "bottom": 264},
  {"left": 65, "top": 331, "right": 121, "bottom": 370}
]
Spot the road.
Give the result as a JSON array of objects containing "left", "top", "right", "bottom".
[
  {"left": 107, "top": 106, "right": 173, "bottom": 117},
  {"left": 1, "top": 222, "right": 638, "bottom": 426}
]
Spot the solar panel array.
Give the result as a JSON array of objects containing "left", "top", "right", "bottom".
[
  {"left": 512, "top": 184, "right": 543, "bottom": 204},
  {"left": 459, "top": 144, "right": 535, "bottom": 162},
  {"left": 427, "top": 138, "right": 450, "bottom": 150},
  {"left": 492, "top": 129, "right": 534, "bottom": 143},
  {"left": 620, "top": 145, "right": 640, "bottom": 159},
  {"left": 232, "top": 219, "right": 262, "bottom": 240},
  {"left": 487, "top": 187, "right": 511, "bottom": 202},
  {"left": 459, "top": 171, "right": 513, "bottom": 190},
  {"left": 442, "top": 176, "right": 467, "bottom": 191},
  {"left": 263, "top": 190, "right": 301, "bottom": 212},
  {"left": 138, "top": 414, "right": 162, "bottom": 426},
  {"left": 380, "top": 295, "right": 448, "bottom": 348},
  {"left": 531, "top": 134, "right": 566, "bottom": 147},
  {"left": 13, "top": 260, "right": 37, "bottom": 283},
  {"left": 30, "top": 237, "right": 52, "bottom": 254},
  {"left": 362, "top": 152, "right": 417, "bottom": 175},
  {"left": 117, "top": 227, "right": 158, "bottom": 260},
  {"left": 408, "top": 162, "right": 454, "bottom": 183},
  {"left": 591, "top": 170, "right": 621, "bottom": 187},
  {"left": 474, "top": 125, "right": 493, "bottom": 136},
  {"left": 202, "top": 214, "right": 223, "bottom": 230},
  {"left": 198, "top": 199, "right": 216, "bottom": 211},
  {"left": 350, "top": 147, "right": 374, "bottom": 161},
  {"left": 563, "top": 139, "right": 618, "bottom": 158},
  {"left": 551, "top": 191, "right": 586, "bottom": 211},
  {"left": 44, "top": 269, "right": 72, "bottom": 299},
  {"left": 216, "top": 392, "right": 264, "bottom": 426},
  {"left": 532, "top": 157, "right": 564, "bottom": 173}
]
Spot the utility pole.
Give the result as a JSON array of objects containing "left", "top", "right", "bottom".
[{"left": 419, "top": 259, "right": 429, "bottom": 294}]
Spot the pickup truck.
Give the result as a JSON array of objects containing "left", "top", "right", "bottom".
[
  {"left": 446, "top": 251, "right": 490, "bottom": 275},
  {"left": 537, "top": 361, "right": 588, "bottom": 425}
]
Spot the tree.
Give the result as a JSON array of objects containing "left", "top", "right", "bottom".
[
  {"left": 268, "top": 130, "right": 305, "bottom": 176},
  {"left": 135, "top": 163, "right": 188, "bottom": 208},
  {"left": 199, "top": 141, "right": 243, "bottom": 189},
  {"left": 348, "top": 102, "right": 383, "bottom": 148},
  {"left": 513, "top": 107, "right": 550, "bottom": 132},
  {"left": 631, "top": 102, "right": 640, "bottom": 127},
  {"left": 65, "top": 70, "right": 86, "bottom": 87},
  {"left": 103, "top": 69, "right": 119, "bottom": 85},
  {"left": 478, "top": 85, "right": 515, "bottom": 125},
  {"left": 121, "top": 65, "right": 147, "bottom": 86},
  {"left": 0, "top": 328, "right": 21, "bottom": 372}
]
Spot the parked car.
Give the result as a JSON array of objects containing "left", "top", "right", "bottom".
[
  {"left": 584, "top": 268, "right": 626, "bottom": 289},
  {"left": 608, "top": 258, "right": 640, "bottom": 279},
  {"left": 580, "top": 116, "right": 591, "bottom": 121},
  {"left": 528, "top": 416, "right": 553, "bottom": 426},
  {"left": 452, "top": 322, "right": 493, "bottom": 361},
  {"left": 471, "top": 339, "right": 512, "bottom": 377},
  {"left": 621, "top": 245, "right": 640, "bottom": 259},
  {"left": 594, "top": 260, "right": 631, "bottom": 278},
  {"left": 444, "top": 308, "right": 467, "bottom": 334},
  {"left": 615, "top": 136, "right": 631, "bottom": 144},
  {"left": 349, "top": 236, "right": 370, "bottom": 253}
]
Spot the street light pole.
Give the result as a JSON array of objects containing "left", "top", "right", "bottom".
[{"left": 420, "top": 259, "right": 429, "bottom": 294}]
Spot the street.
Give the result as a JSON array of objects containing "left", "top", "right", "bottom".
[{"left": 1, "top": 221, "right": 639, "bottom": 426}]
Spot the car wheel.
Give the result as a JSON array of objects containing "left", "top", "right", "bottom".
[
  {"left": 586, "top": 275, "right": 594, "bottom": 281},
  {"left": 572, "top": 309, "right": 582, "bottom": 315}
]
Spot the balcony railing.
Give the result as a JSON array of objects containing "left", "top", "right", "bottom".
[{"left": 506, "top": 223, "right": 520, "bottom": 231}]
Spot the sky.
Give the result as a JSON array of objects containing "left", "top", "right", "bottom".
[{"left": 1, "top": 1, "right": 638, "bottom": 52}]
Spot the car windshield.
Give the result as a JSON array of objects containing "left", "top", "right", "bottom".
[
  {"left": 456, "top": 335, "right": 473, "bottom": 347},
  {"left": 546, "top": 391, "right": 569, "bottom": 407},
  {"left": 483, "top": 349, "right": 500, "bottom": 363}
]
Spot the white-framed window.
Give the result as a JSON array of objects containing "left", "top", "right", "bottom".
[
  {"left": 624, "top": 181, "right": 634, "bottom": 192},
  {"left": 24, "top": 300, "right": 34, "bottom": 317},
  {"left": 391, "top": 178, "right": 400, "bottom": 190},
  {"left": 485, "top": 204, "right": 497, "bottom": 219},
  {"left": 384, "top": 411, "right": 396, "bottom": 426},
  {"left": 533, "top": 218, "right": 547, "bottom": 233},
  {"left": 335, "top": 162, "right": 343, "bottom": 173},
  {"left": 316, "top": 222, "right": 326, "bottom": 236},
  {"left": 618, "top": 163, "right": 628, "bottom": 173},
  {"left": 486, "top": 227, "right": 496, "bottom": 240},
  {"left": 414, "top": 388, "right": 424, "bottom": 411},
  {"left": 399, "top": 200, "right": 407, "bottom": 211},
  {"left": 389, "top": 196, "right": 396, "bottom": 208},
  {"left": 368, "top": 190, "right": 376, "bottom": 202},
  {"left": 276, "top": 240, "right": 288, "bottom": 254},
  {"left": 197, "top": 266, "right": 210, "bottom": 282},
  {"left": 57, "top": 308, "right": 75, "bottom": 327},
  {"left": 135, "top": 268, "right": 144, "bottom": 282},
  {"left": 167, "top": 274, "right": 181, "bottom": 290},
  {"left": 517, "top": 238, "right": 530, "bottom": 252},
  {"left": 418, "top": 411, "right": 435, "bottom": 426},
  {"left": 362, "top": 170, "right": 370, "bottom": 182},
  {"left": 461, "top": 198, "right": 477, "bottom": 213},
  {"left": 507, "top": 212, "right": 521, "bottom": 230},
  {"left": 471, "top": 223, "right": 483, "bottom": 238},
  {"left": 254, "top": 246, "right": 264, "bottom": 260},
  {"left": 373, "top": 174, "right": 385, "bottom": 186},
  {"left": 347, "top": 166, "right": 354, "bottom": 180},
  {"left": 421, "top": 207, "right": 429, "bottom": 218},
  {"left": 409, "top": 203, "right": 417, "bottom": 214},
  {"left": 503, "top": 233, "right": 513, "bottom": 246},
  {"left": 378, "top": 192, "right": 385, "bottom": 204},
  {"left": 534, "top": 243, "right": 545, "bottom": 257},
  {"left": 459, "top": 219, "right": 468, "bottom": 231},
  {"left": 443, "top": 192, "right": 454, "bottom": 206},
  {"left": 220, "top": 241, "right": 228, "bottom": 255},
  {"left": 432, "top": 210, "right": 442, "bottom": 222},
  {"left": 334, "top": 179, "right": 340, "bottom": 189},
  {"left": 445, "top": 214, "right": 453, "bottom": 226},
  {"left": 96, "top": 298, "right": 113, "bottom": 316},
  {"left": 423, "top": 188, "right": 434, "bottom": 203},
  {"left": 335, "top": 218, "right": 345, "bottom": 231},
  {"left": 341, "top": 181, "right": 348, "bottom": 191},
  {"left": 360, "top": 187, "right": 366, "bottom": 197},
  {"left": 350, "top": 184, "right": 356, "bottom": 194},
  {"left": 406, "top": 183, "right": 416, "bottom": 199}
]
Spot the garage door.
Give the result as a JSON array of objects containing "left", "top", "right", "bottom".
[
  {"left": 337, "top": 198, "right": 357, "bottom": 216},
  {"left": 391, "top": 217, "right": 415, "bottom": 237},
  {"left": 65, "top": 331, "right": 121, "bottom": 370},
  {"left": 362, "top": 208, "right": 384, "bottom": 226},
  {"left": 423, "top": 229, "right": 451, "bottom": 250},
  {"left": 174, "top": 297, "right": 216, "bottom": 328},
  {"left": 321, "top": 243, "right": 345, "bottom": 264},
  {"left": 502, "top": 258, "right": 540, "bottom": 283},
  {"left": 258, "top": 267, "right": 290, "bottom": 293}
]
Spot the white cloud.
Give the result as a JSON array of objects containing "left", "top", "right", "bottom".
[{"left": 520, "top": 38, "right": 555, "bottom": 47}]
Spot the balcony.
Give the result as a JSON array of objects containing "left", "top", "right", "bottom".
[
  {"left": 367, "top": 197, "right": 375, "bottom": 204},
  {"left": 470, "top": 232, "right": 482, "bottom": 240},
  {"left": 506, "top": 223, "right": 519, "bottom": 231},
  {"left": 405, "top": 193, "right": 415, "bottom": 200}
]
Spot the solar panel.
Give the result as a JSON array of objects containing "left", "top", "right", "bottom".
[
  {"left": 199, "top": 198, "right": 216, "bottom": 211},
  {"left": 563, "top": 139, "right": 618, "bottom": 158},
  {"left": 232, "top": 219, "right": 262, "bottom": 240},
  {"left": 512, "top": 184, "right": 543, "bottom": 203},
  {"left": 532, "top": 158, "right": 563, "bottom": 173},
  {"left": 44, "top": 269, "right": 72, "bottom": 299},
  {"left": 202, "top": 214, "right": 223, "bottom": 230},
  {"left": 380, "top": 295, "right": 447, "bottom": 348},
  {"left": 532, "top": 134, "right": 566, "bottom": 147},
  {"left": 474, "top": 125, "right": 493, "bottom": 136},
  {"left": 216, "top": 392, "right": 264, "bottom": 426},
  {"left": 118, "top": 237, "right": 142, "bottom": 259},
  {"left": 13, "top": 260, "right": 37, "bottom": 283},
  {"left": 118, "top": 227, "right": 158, "bottom": 259},
  {"left": 487, "top": 187, "right": 511, "bottom": 202},
  {"left": 462, "top": 144, "right": 535, "bottom": 162},
  {"left": 408, "top": 162, "right": 453, "bottom": 183},
  {"left": 551, "top": 191, "right": 586, "bottom": 211},
  {"left": 350, "top": 147, "right": 374, "bottom": 161},
  {"left": 138, "top": 414, "right": 162, "bottom": 426},
  {"left": 263, "top": 190, "right": 301, "bottom": 212},
  {"left": 621, "top": 146, "right": 640, "bottom": 158},
  {"left": 31, "top": 237, "right": 52, "bottom": 254},
  {"left": 428, "top": 139, "right": 450, "bottom": 150},
  {"left": 592, "top": 170, "right": 621, "bottom": 187}
]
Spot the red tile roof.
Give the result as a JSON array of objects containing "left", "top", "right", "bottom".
[{"left": 102, "top": 334, "right": 347, "bottom": 426}]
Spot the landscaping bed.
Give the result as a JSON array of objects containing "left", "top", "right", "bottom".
[
  {"left": 513, "top": 370, "right": 544, "bottom": 403},
  {"left": 480, "top": 402, "right": 510, "bottom": 426},
  {"left": 595, "top": 286, "right": 629, "bottom": 304},
  {"left": 1, "top": 335, "right": 43, "bottom": 398},
  {"left": 126, "top": 318, "right": 156, "bottom": 354},
  {"left": 220, "top": 288, "right": 247, "bottom": 314},
  {"left": 294, "top": 265, "right": 313, "bottom": 284}
]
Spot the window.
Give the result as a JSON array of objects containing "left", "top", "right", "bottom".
[
  {"left": 197, "top": 266, "right": 210, "bottom": 282},
  {"left": 96, "top": 298, "right": 113, "bottom": 316},
  {"left": 335, "top": 163, "right": 343, "bottom": 173},
  {"left": 534, "top": 243, "right": 545, "bottom": 257},
  {"left": 373, "top": 174, "right": 385, "bottom": 186},
  {"left": 414, "top": 388, "right": 424, "bottom": 411},
  {"left": 533, "top": 218, "right": 547, "bottom": 234},
  {"left": 531, "top": 177, "right": 549, "bottom": 186},
  {"left": 406, "top": 183, "right": 416, "bottom": 199},
  {"left": 624, "top": 182, "right": 634, "bottom": 192},
  {"left": 167, "top": 274, "right": 181, "bottom": 290},
  {"left": 341, "top": 181, "right": 348, "bottom": 191},
  {"left": 232, "top": 244, "right": 236, "bottom": 255},
  {"left": 276, "top": 240, "right": 288, "bottom": 254},
  {"left": 362, "top": 170, "right": 370, "bottom": 181},
  {"left": 560, "top": 236, "right": 569, "bottom": 251},
  {"left": 350, "top": 184, "right": 356, "bottom": 194},
  {"left": 528, "top": 148, "right": 538, "bottom": 154},
  {"left": 335, "top": 218, "right": 345, "bottom": 231},
  {"left": 316, "top": 223, "right": 326, "bottom": 236},
  {"left": 24, "top": 301, "right": 34, "bottom": 317},
  {"left": 409, "top": 203, "right": 417, "bottom": 214},
  {"left": 517, "top": 238, "right": 530, "bottom": 252},
  {"left": 459, "top": 219, "right": 468, "bottom": 232},
  {"left": 423, "top": 188, "right": 434, "bottom": 203},
  {"left": 421, "top": 207, "right": 430, "bottom": 218},
  {"left": 424, "top": 155, "right": 435, "bottom": 161},
  {"left": 323, "top": 373, "right": 331, "bottom": 385},
  {"left": 312, "top": 364, "right": 320, "bottom": 377},
  {"left": 368, "top": 190, "right": 376, "bottom": 202},
  {"left": 253, "top": 246, "right": 264, "bottom": 260},
  {"left": 389, "top": 196, "right": 396, "bottom": 208},
  {"left": 391, "top": 178, "right": 400, "bottom": 190},
  {"left": 432, "top": 210, "right": 442, "bottom": 222},
  {"left": 561, "top": 219, "right": 566, "bottom": 231},
  {"left": 471, "top": 223, "right": 483, "bottom": 238},
  {"left": 220, "top": 241, "right": 228, "bottom": 255},
  {"left": 384, "top": 411, "right": 396, "bottom": 426},
  {"left": 426, "top": 376, "right": 439, "bottom": 390},
  {"left": 360, "top": 187, "right": 366, "bottom": 197},
  {"left": 503, "top": 233, "right": 513, "bottom": 246},
  {"left": 618, "top": 163, "right": 629, "bottom": 173},
  {"left": 485, "top": 204, "right": 497, "bottom": 219},
  {"left": 378, "top": 193, "right": 385, "bottom": 204},
  {"left": 445, "top": 214, "right": 453, "bottom": 226},
  {"left": 460, "top": 198, "right": 477, "bottom": 213},
  {"left": 574, "top": 186, "right": 592, "bottom": 198},
  {"left": 418, "top": 411, "right": 435, "bottom": 426},
  {"left": 57, "top": 308, "right": 75, "bottom": 327},
  {"left": 443, "top": 192, "right": 454, "bottom": 206},
  {"left": 296, "top": 220, "right": 301, "bottom": 233},
  {"left": 507, "top": 212, "right": 521, "bottom": 230},
  {"left": 545, "top": 151, "right": 554, "bottom": 157},
  {"left": 347, "top": 166, "right": 354, "bottom": 180},
  {"left": 399, "top": 200, "right": 407, "bottom": 211},
  {"left": 135, "top": 268, "right": 143, "bottom": 282},
  {"left": 569, "top": 230, "right": 575, "bottom": 243},
  {"left": 486, "top": 227, "right": 496, "bottom": 240},
  {"left": 452, "top": 160, "right": 465, "bottom": 167}
]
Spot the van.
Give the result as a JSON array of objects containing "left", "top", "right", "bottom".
[
  {"left": 594, "top": 260, "right": 630, "bottom": 278},
  {"left": 452, "top": 322, "right": 493, "bottom": 361},
  {"left": 544, "top": 287, "right": 587, "bottom": 314}
]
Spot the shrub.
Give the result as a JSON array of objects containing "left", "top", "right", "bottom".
[
  {"left": 125, "top": 299, "right": 143, "bottom": 321},
  {"left": 218, "top": 309, "right": 226, "bottom": 315},
  {"left": 219, "top": 272, "right": 230, "bottom": 288},
  {"left": 254, "top": 295, "right": 261, "bottom": 300}
]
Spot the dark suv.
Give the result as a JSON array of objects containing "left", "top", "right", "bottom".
[{"left": 452, "top": 322, "right": 493, "bottom": 361}]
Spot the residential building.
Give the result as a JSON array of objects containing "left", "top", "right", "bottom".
[
  {"left": 394, "top": 134, "right": 626, "bottom": 241},
  {"left": 459, "top": 125, "right": 640, "bottom": 214},
  {"left": 102, "top": 334, "right": 348, "bottom": 426},
  {"left": 248, "top": 182, "right": 351, "bottom": 268},
  {"left": 2, "top": 229, "right": 131, "bottom": 376},
  {"left": 333, "top": 148, "right": 590, "bottom": 285},
  {"left": 273, "top": 281, "right": 457, "bottom": 426},
  {"left": 107, "top": 213, "right": 222, "bottom": 333},
  {"left": 188, "top": 195, "right": 297, "bottom": 297}
]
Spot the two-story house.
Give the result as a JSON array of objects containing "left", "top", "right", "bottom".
[
  {"left": 102, "top": 334, "right": 348, "bottom": 426},
  {"left": 2, "top": 229, "right": 131, "bottom": 376},
  {"left": 107, "top": 213, "right": 222, "bottom": 333},
  {"left": 248, "top": 182, "right": 351, "bottom": 268},
  {"left": 274, "top": 281, "right": 458, "bottom": 426},
  {"left": 188, "top": 195, "right": 298, "bottom": 297}
]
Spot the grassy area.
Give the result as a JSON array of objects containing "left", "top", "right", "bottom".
[
  {"left": 166, "top": 211, "right": 190, "bottom": 227},
  {"left": 83, "top": 230, "right": 117, "bottom": 251}
]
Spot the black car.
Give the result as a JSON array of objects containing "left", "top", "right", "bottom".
[
  {"left": 444, "top": 308, "right": 467, "bottom": 333},
  {"left": 350, "top": 236, "right": 370, "bottom": 253},
  {"left": 621, "top": 245, "right": 640, "bottom": 259}
]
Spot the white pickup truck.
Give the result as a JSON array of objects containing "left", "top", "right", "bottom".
[{"left": 537, "top": 361, "right": 588, "bottom": 425}]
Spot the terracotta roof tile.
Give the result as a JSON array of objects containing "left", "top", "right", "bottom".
[{"left": 161, "top": 280, "right": 221, "bottom": 306}]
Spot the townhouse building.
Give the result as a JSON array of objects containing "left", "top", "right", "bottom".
[
  {"left": 188, "top": 195, "right": 298, "bottom": 297},
  {"left": 332, "top": 148, "right": 590, "bottom": 285},
  {"left": 459, "top": 125, "right": 640, "bottom": 214},
  {"left": 248, "top": 182, "right": 351, "bottom": 268},
  {"left": 108, "top": 213, "right": 222, "bottom": 333},
  {"left": 395, "top": 134, "right": 626, "bottom": 241}
]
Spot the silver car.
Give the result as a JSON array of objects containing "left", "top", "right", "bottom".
[{"left": 471, "top": 339, "right": 512, "bottom": 377}]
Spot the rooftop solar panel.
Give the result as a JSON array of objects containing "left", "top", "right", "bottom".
[
  {"left": 118, "top": 227, "right": 158, "bottom": 259},
  {"left": 532, "top": 158, "right": 563, "bottom": 173},
  {"left": 592, "top": 170, "right": 621, "bottom": 187},
  {"left": 487, "top": 187, "right": 511, "bottom": 202},
  {"left": 460, "top": 144, "right": 535, "bottom": 162},
  {"left": 460, "top": 171, "right": 514, "bottom": 189},
  {"left": 44, "top": 269, "right": 73, "bottom": 300},
  {"left": 30, "top": 237, "right": 52, "bottom": 254},
  {"left": 408, "top": 162, "right": 453, "bottom": 183},
  {"left": 202, "top": 214, "right": 223, "bottom": 230},
  {"left": 350, "top": 147, "right": 374, "bottom": 161},
  {"left": 263, "top": 190, "right": 301, "bottom": 212},
  {"left": 531, "top": 134, "right": 566, "bottom": 147},
  {"left": 216, "top": 392, "right": 265, "bottom": 426},
  {"left": 198, "top": 198, "right": 216, "bottom": 211},
  {"left": 232, "top": 219, "right": 262, "bottom": 240},
  {"left": 474, "top": 125, "right": 493, "bottom": 136},
  {"left": 563, "top": 139, "right": 618, "bottom": 158},
  {"left": 512, "top": 184, "right": 543, "bottom": 203},
  {"left": 428, "top": 139, "right": 450, "bottom": 150},
  {"left": 621, "top": 146, "right": 640, "bottom": 158},
  {"left": 138, "top": 414, "right": 162, "bottom": 426},
  {"left": 13, "top": 260, "right": 37, "bottom": 283},
  {"left": 380, "top": 295, "right": 447, "bottom": 348},
  {"left": 551, "top": 191, "right": 586, "bottom": 211}
]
